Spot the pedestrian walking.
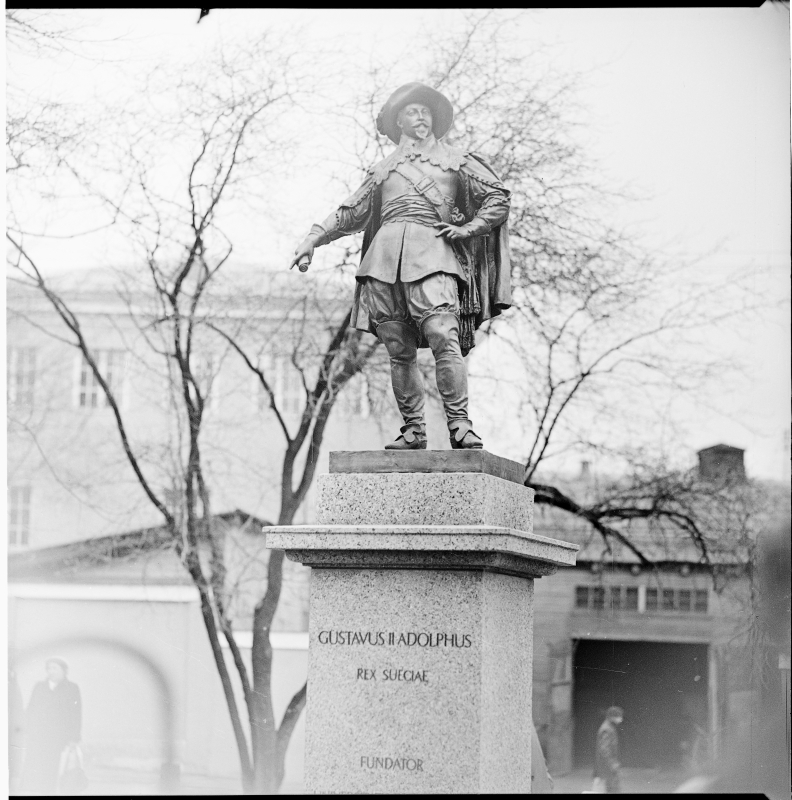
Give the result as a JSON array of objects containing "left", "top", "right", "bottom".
[
  {"left": 593, "top": 706, "right": 624, "bottom": 794},
  {"left": 21, "top": 657, "right": 82, "bottom": 796}
]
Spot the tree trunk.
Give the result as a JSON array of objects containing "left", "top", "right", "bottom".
[
  {"left": 249, "top": 485, "right": 308, "bottom": 793},
  {"left": 251, "top": 592, "right": 279, "bottom": 794},
  {"left": 245, "top": 323, "right": 368, "bottom": 791},
  {"left": 185, "top": 558, "right": 254, "bottom": 791},
  {"left": 275, "top": 681, "right": 307, "bottom": 788}
]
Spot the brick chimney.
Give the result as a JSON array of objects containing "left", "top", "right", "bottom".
[{"left": 698, "top": 444, "right": 746, "bottom": 484}]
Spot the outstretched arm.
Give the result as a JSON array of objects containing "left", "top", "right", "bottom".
[{"left": 290, "top": 174, "right": 376, "bottom": 270}]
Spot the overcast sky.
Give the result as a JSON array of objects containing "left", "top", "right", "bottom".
[{"left": 6, "top": 7, "right": 790, "bottom": 480}]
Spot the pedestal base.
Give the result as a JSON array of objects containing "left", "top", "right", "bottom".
[
  {"left": 265, "top": 452, "right": 577, "bottom": 794},
  {"left": 306, "top": 567, "right": 533, "bottom": 794}
]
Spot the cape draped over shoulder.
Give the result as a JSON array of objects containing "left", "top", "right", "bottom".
[{"left": 346, "top": 143, "right": 512, "bottom": 355}]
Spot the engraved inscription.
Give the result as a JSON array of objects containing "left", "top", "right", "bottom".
[
  {"left": 318, "top": 630, "right": 472, "bottom": 648},
  {"left": 382, "top": 668, "right": 428, "bottom": 683},
  {"left": 356, "top": 667, "right": 429, "bottom": 683},
  {"left": 360, "top": 756, "right": 424, "bottom": 772}
]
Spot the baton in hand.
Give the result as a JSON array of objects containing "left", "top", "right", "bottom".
[{"left": 291, "top": 254, "right": 311, "bottom": 273}]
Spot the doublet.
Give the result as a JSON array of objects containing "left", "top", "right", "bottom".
[{"left": 313, "top": 136, "right": 511, "bottom": 287}]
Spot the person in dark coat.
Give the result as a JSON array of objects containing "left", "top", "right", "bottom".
[
  {"left": 593, "top": 705, "right": 623, "bottom": 794},
  {"left": 21, "top": 657, "right": 82, "bottom": 795}
]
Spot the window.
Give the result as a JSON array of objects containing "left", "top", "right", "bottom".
[
  {"left": 336, "top": 373, "right": 370, "bottom": 419},
  {"left": 575, "top": 583, "right": 706, "bottom": 615},
  {"left": 79, "top": 350, "right": 125, "bottom": 408},
  {"left": 575, "top": 585, "right": 634, "bottom": 611},
  {"left": 274, "top": 355, "right": 303, "bottom": 415},
  {"left": 253, "top": 353, "right": 304, "bottom": 416},
  {"left": 7, "top": 347, "right": 36, "bottom": 405},
  {"left": 8, "top": 486, "right": 31, "bottom": 547},
  {"left": 647, "top": 587, "right": 707, "bottom": 614}
]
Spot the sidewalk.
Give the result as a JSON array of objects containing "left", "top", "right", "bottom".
[
  {"left": 78, "top": 766, "right": 312, "bottom": 795},
  {"left": 25, "top": 764, "right": 685, "bottom": 795},
  {"left": 551, "top": 767, "right": 688, "bottom": 794},
  {"left": 79, "top": 766, "right": 242, "bottom": 795}
]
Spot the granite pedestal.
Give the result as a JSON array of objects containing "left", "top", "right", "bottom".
[{"left": 266, "top": 451, "right": 577, "bottom": 794}]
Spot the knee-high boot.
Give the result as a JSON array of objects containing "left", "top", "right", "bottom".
[
  {"left": 420, "top": 312, "right": 483, "bottom": 450},
  {"left": 376, "top": 320, "right": 426, "bottom": 449}
]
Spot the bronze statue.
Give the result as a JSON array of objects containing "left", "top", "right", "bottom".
[{"left": 291, "top": 82, "right": 511, "bottom": 451}]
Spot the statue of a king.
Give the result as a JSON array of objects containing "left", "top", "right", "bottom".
[{"left": 290, "top": 82, "right": 511, "bottom": 451}]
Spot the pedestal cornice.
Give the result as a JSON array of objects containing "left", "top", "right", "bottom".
[{"left": 265, "top": 524, "right": 578, "bottom": 578}]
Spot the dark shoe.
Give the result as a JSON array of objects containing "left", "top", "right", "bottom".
[
  {"left": 449, "top": 420, "right": 483, "bottom": 450},
  {"left": 385, "top": 423, "right": 427, "bottom": 451}
]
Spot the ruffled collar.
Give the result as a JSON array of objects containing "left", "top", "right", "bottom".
[{"left": 370, "top": 136, "right": 467, "bottom": 184}]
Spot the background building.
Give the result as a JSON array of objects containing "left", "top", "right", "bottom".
[
  {"left": 6, "top": 275, "right": 445, "bottom": 792},
  {"left": 529, "top": 447, "right": 790, "bottom": 788},
  {"left": 8, "top": 281, "right": 789, "bottom": 792},
  {"left": 8, "top": 513, "right": 308, "bottom": 792},
  {"left": 7, "top": 273, "right": 450, "bottom": 551}
]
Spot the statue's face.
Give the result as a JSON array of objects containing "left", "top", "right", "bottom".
[{"left": 396, "top": 103, "right": 433, "bottom": 140}]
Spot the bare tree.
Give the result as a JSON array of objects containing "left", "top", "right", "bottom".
[
  {"left": 7, "top": 11, "right": 387, "bottom": 790},
  {"left": 6, "top": 9, "right": 113, "bottom": 177},
  {"left": 6, "top": 9, "right": 85, "bottom": 55},
  {"left": 394, "top": 11, "right": 775, "bottom": 572},
  {"left": 7, "top": 8, "right": 777, "bottom": 793},
  {"left": 6, "top": 29, "right": 318, "bottom": 792}
]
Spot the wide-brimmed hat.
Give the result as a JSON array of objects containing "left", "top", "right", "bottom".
[{"left": 376, "top": 82, "right": 454, "bottom": 144}]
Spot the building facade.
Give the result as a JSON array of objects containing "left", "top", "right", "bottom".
[
  {"left": 528, "top": 456, "right": 790, "bottom": 780},
  {"left": 8, "top": 514, "right": 309, "bottom": 792},
  {"left": 8, "top": 279, "right": 787, "bottom": 790},
  {"left": 5, "top": 273, "right": 445, "bottom": 791},
  {"left": 7, "top": 273, "right": 446, "bottom": 552}
]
